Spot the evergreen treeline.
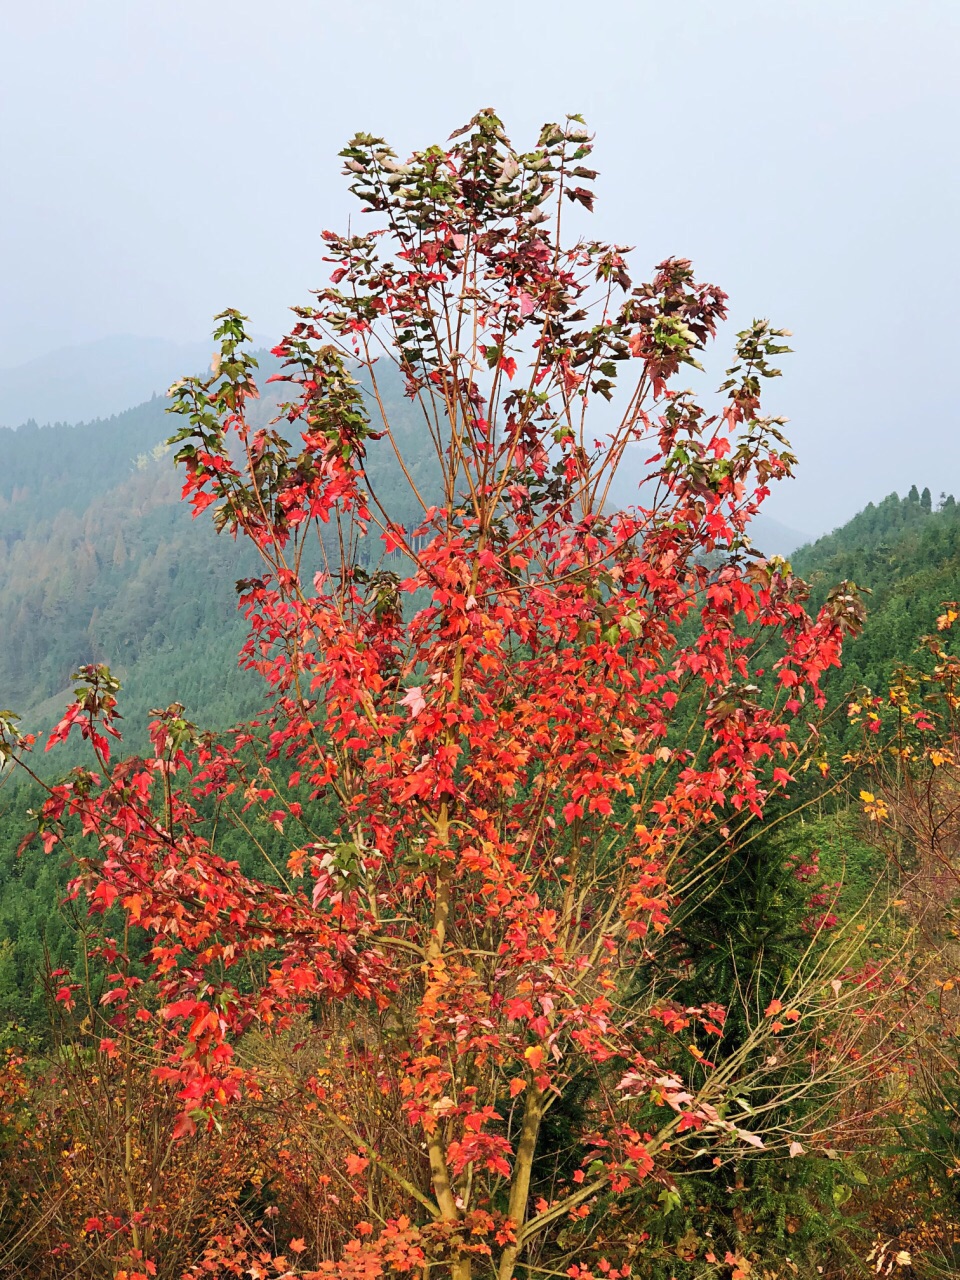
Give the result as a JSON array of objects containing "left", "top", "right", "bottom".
[{"left": 793, "top": 485, "right": 960, "bottom": 695}]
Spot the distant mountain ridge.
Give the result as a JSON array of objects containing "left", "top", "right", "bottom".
[
  {"left": 739, "top": 512, "right": 812, "bottom": 558},
  {"left": 0, "top": 334, "right": 265, "bottom": 428}
]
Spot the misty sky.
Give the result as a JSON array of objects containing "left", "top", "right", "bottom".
[{"left": 2, "top": 0, "right": 958, "bottom": 536}]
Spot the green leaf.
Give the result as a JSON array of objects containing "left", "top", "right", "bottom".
[{"left": 657, "top": 1188, "right": 682, "bottom": 1214}]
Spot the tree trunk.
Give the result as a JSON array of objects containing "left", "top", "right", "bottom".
[{"left": 497, "top": 1084, "right": 544, "bottom": 1280}]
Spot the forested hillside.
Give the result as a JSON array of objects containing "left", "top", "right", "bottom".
[
  {"left": 794, "top": 485, "right": 960, "bottom": 694},
  {"left": 0, "top": 356, "right": 440, "bottom": 748},
  {"left": 0, "top": 416, "right": 954, "bottom": 973},
  {"left": 0, "top": 386, "right": 257, "bottom": 738}
]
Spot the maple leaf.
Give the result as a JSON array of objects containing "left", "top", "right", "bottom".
[
  {"left": 399, "top": 686, "right": 426, "bottom": 719},
  {"left": 162, "top": 999, "right": 200, "bottom": 1021},
  {"left": 382, "top": 524, "right": 406, "bottom": 554},
  {"left": 171, "top": 1112, "right": 197, "bottom": 1140}
]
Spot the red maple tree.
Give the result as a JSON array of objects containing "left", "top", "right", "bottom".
[{"left": 3, "top": 110, "right": 867, "bottom": 1279}]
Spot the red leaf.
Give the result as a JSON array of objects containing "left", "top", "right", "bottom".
[{"left": 172, "top": 1112, "right": 197, "bottom": 1140}]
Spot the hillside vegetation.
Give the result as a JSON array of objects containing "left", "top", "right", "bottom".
[
  {"left": 0, "top": 372, "right": 957, "bottom": 1276},
  {"left": 794, "top": 484, "right": 960, "bottom": 694},
  {"left": 0, "top": 357, "right": 442, "bottom": 746}
]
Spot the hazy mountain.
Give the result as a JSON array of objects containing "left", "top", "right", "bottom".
[
  {"left": 0, "top": 335, "right": 253, "bottom": 428},
  {"left": 0, "top": 367, "right": 954, "bottom": 1035},
  {"left": 741, "top": 512, "right": 812, "bottom": 558}
]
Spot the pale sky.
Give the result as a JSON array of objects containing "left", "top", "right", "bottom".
[{"left": 2, "top": 0, "right": 957, "bottom": 535}]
